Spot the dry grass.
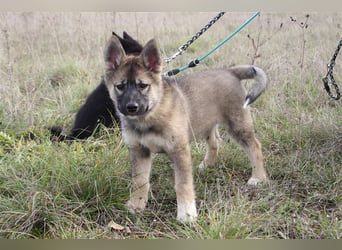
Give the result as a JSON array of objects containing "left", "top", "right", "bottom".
[{"left": 0, "top": 12, "right": 341, "bottom": 239}]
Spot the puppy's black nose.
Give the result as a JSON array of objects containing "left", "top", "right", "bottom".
[{"left": 126, "top": 103, "right": 139, "bottom": 114}]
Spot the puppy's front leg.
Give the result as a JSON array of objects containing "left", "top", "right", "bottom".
[
  {"left": 126, "top": 145, "right": 151, "bottom": 213},
  {"left": 170, "top": 143, "right": 197, "bottom": 223}
]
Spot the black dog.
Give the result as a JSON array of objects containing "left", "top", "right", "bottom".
[{"left": 50, "top": 32, "right": 143, "bottom": 141}]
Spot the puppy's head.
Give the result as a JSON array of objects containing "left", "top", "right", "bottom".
[{"left": 104, "top": 36, "right": 162, "bottom": 118}]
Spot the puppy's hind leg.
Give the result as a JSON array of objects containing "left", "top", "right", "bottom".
[
  {"left": 225, "top": 109, "right": 268, "bottom": 185},
  {"left": 198, "top": 125, "right": 221, "bottom": 171}
]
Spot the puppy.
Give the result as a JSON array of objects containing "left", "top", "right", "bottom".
[{"left": 104, "top": 36, "right": 268, "bottom": 222}]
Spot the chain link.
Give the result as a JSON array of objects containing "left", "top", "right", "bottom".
[
  {"left": 322, "top": 37, "right": 342, "bottom": 100},
  {"left": 164, "top": 12, "right": 225, "bottom": 64}
]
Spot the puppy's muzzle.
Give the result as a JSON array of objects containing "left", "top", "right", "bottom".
[{"left": 126, "top": 102, "right": 139, "bottom": 115}]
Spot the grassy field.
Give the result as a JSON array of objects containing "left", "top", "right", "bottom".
[{"left": 0, "top": 12, "right": 341, "bottom": 239}]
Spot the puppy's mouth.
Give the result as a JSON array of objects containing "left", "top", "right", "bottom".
[{"left": 119, "top": 103, "right": 149, "bottom": 117}]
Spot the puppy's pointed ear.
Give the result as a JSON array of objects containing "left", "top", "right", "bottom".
[
  {"left": 141, "top": 39, "right": 161, "bottom": 73},
  {"left": 104, "top": 36, "right": 126, "bottom": 70}
]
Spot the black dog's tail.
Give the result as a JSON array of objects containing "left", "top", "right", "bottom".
[{"left": 50, "top": 126, "right": 74, "bottom": 142}]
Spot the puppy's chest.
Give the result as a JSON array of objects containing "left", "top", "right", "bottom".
[{"left": 122, "top": 124, "right": 172, "bottom": 153}]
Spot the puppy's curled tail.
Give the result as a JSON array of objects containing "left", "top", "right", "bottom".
[{"left": 230, "top": 65, "right": 267, "bottom": 108}]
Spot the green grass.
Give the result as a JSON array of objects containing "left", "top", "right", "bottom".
[{"left": 0, "top": 12, "right": 341, "bottom": 239}]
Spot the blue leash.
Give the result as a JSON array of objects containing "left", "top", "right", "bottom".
[{"left": 163, "top": 11, "right": 260, "bottom": 77}]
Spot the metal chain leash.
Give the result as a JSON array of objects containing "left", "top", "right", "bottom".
[
  {"left": 163, "top": 11, "right": 260, "bottom": 77},
  {"left": 322, "top": 37, "right": 342, "bottom": 100},
  {"left": 164, "top": 12, "right": 225, "bottom": 64}
]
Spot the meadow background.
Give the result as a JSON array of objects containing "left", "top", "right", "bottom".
[{"left": 0, "top": 12, "right": 341, "bottom": 239}]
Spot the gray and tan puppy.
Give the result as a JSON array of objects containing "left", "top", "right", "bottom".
[{"left": 104, "top": 35, "right": 268, "bottom": 223}]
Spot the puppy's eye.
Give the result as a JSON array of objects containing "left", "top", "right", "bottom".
[
  {"left": 115, "top": 84, "right": 126, "bottom": 91},
  {"left": 137, "top": 83, "right": 149, "bottom": 91}
]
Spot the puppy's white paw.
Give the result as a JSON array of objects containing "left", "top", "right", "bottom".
[
  {"left": 247, "top": 176, "right": 268, "bottom": 185},
  {"left": 126, "top": 196, "right": 147, "bottom": 213},
  {"left": 198, "top": 161, "right": 206, "bottom": 171},
  {"left": 177, "top": 201, "right": 197, "bottom": 223},
  {"left": 248, "top": 177, "right": 261, "bottom": 185}
]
